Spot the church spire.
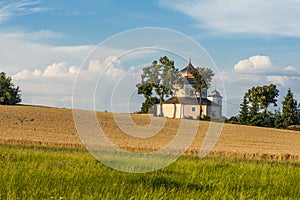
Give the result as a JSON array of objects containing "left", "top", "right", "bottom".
[{"left": 179, "top": 54, "right": 195, "bottom": 78}]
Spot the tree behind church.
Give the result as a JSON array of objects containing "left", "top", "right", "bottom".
[
  {"left": 191, "top": 67, "right": 214, "bottom": 119},
  {"left": 0, "top": 72, "right": 22, "bottom": 105}
]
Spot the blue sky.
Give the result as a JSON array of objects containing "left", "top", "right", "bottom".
[{"left": 1, "top": 0, "right": 300, "bottom": 117}]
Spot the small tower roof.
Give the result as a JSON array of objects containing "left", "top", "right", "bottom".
[
  {"left": 209, "top": 90, "right": 223, "bottom": 98},
  {"left": 180, "top": 55, "right": 195, "bottom": 78}
]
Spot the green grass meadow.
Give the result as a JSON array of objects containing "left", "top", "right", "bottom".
[{"left": 0, "top": 143, "right": 300, "bottom": 200}]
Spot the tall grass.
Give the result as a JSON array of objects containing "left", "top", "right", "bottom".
[{"left": 0, "top": 143, "right": 299, "bottom": 199}]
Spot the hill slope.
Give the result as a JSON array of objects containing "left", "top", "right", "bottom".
[{"left": 1, "top": 105, "right": 300, "bottom": 160}]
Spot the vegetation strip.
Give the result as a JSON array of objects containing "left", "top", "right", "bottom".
[{"left": 0, "top": 143, "right": 299, "bottom": 199}]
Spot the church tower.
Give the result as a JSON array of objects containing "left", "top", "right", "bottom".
[
  {"left": 177, "top": 56, "right": 207, "bottom": 98},
  {"left": 208, "top": 88, "right": 223, "bottom": 117}
]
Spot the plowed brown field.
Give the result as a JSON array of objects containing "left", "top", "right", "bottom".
[{"left": 1, "top": 105, "right": 300, "bottom": 160}]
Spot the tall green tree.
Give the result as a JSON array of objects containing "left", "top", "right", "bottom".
[
  {"left": 247, "top": 87, "right": 260, "bottom": 126},
  {"left": 137, "top": 83, "right": 155, "bottom": 113},
  {"left": 140, "top": 96, "right": 159, "bottom": 114},
  {"left": 297, "top": 103, "right": 300, "bottom": 124},
  {"left": 238, "top": 94, "right": 249, "bottom": 125},
  {"left": 259, "top": 84, "right": 279, "bottom": 114},
  {"left": 274, "top": 109, "right": 284, "bottom": 129},
  {"left": 191, "top": 67, "right": 214, "bottom": 119},
  {"left": 237, "top": 84, "right": 279, "bottom": 127},
  {"left": 136, "top": 56, "right": 181, "bottom": 116},
  {"left": 281, "top": 88, "right": 298, "bottom": 128},
  {"left": 156, "top": 56, "right": 182, "bottom": 116},
  {"left": 246, "top": 84, "right": 279, "bottom": 127},
  {"left": 0, "top": 72, "right": 21, "bottom": 105}
]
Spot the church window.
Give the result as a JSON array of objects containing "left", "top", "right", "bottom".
[{"left": 190, "top": 90, "right": 194, "bottom": 96}]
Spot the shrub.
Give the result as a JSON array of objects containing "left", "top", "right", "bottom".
[{"left": 0, "top": 72, "right": 22, "bottom": 105}]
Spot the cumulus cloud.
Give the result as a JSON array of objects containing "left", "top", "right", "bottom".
[
  {"left": 12, "top": 69, "right": 32, "bottom": 80},
  {"left": 234, "top": 55, "right": 272, "bottom": 72},
  {"left": 232, "top": 55, "right": 300, "bottom": 78},
  {"left": 13, "top": 62, "right": 69, "bottom": 80},
  {"left": 284, "top": 65, "right": 297, "bottom": 72},
  {"left": 33, "top": 69, "right": 42, "bottom": 76},
  {"left": 219, "top": 55, "right": 300, "bottom": 116},
  {"left": 159, "top": 0, "right": 300, "bottom": 37},
  {"left": 13, "top": 56, "right": 125, "bottom": 80},
  {"left": 11, "top": 56, "right": 137, "bottom": 110},
  {"left": 87, "top": 60, "right": 102, "bottom": 72},
  {"left": 43, "top": 62, "right": 67, "bottom": 77},
  {"left": 0, "top": 26, "right": 135, "bottom": 111},
  {"left": 68, "top": 66, "right": 79, "bottom": 74}
]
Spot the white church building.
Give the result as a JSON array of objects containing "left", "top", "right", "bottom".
[{"left": 156, "top": 58, "right": 223, "bottom": 119}]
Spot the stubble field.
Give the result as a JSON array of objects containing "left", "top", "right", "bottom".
[{"left": 1, "top": 105, "right": 300, "bottom": 160}]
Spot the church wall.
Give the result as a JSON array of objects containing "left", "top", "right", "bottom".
[
  {"left": 207, "top": 106, "right": 222, "bottom": 118},
  {"left": 183, "top": 105, "right": 198, "bottom": 119},
  {"left": 157, "top": 104, "right": 181, "bottom": 118},
  {"left": 182, "top": 105, "right": 208, "bottom": 119},
  {"left": 157, "top": 103, "right": 222, "bottom": 119}
]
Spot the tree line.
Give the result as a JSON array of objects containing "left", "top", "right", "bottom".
[{"left": 235, "top": 84, "right": 300, "bottom": 129}]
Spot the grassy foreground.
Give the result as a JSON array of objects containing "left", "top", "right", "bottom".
[{"left": 0, "top": 144, "right": 300, "bottom": 199}]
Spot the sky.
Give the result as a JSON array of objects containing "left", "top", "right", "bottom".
[{"left": 1, "top": 0, "right": 300, "bottom": 117}]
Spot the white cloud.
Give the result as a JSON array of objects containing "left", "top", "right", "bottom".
[
  {"left": 219, "top": 55, "right": 300, "bottom": 116},
  {"left": 234, "top": 55, "right": 272, "bottom": 72},
  {"left": 87, "top": 60, "right": 102, "bottom": 72},
  {"left": 0, "top": 1, "right": 48, "bottom": 25},
  {"left": 227, "top": 55, "right": 300, "bottom": 86},
  {"left": 160, "top": 0, "right": 300, "bottom": 37},
  {"left": 68, "top": 66, "right": 79, "bottom": 74},
  {"left": 33, "top": 69, "right": 42, "bottom": 76},
  {"left": 12, "top": 56, "right": 124, "bottom": 80},
  {"left": 13, "top": 62, "right": 77, "bottom": 80},
  {"left": 0, "top": 30, "right": 95, "bottom": 74},
  {"left": 11, "top": 56, "right": 135, "bottom": 110},
  {"left": 12, "top": 69, "right": 32, "bottom": 80},
  {"left": 43, "top": 62, "right": 69, "bottom": 77},
  {"left": 284, "top": 65, "right": 297, "bottom": 72},
  {"left": 0, "top": 27, "right": 135, "bottom": 111}
]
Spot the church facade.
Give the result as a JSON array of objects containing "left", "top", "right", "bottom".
[{"left": 156, "top": 58, "right": 223, "bottom": 119}]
